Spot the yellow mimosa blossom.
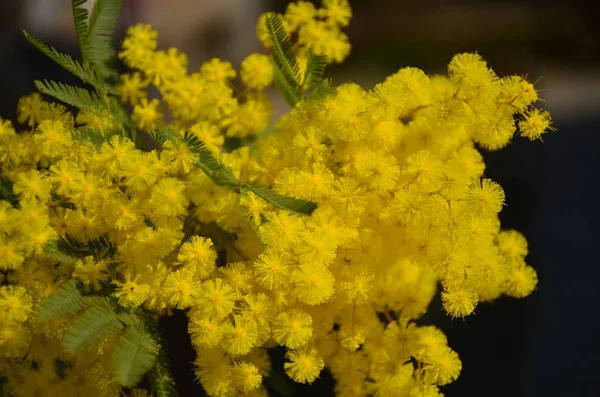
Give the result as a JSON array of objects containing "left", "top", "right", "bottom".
[{"left": 0, "top": 1, "right": 552, "bottom": 396}]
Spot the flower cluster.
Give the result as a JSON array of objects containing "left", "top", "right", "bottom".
[{"left": 0, "top": 1, "right": 552, "bottom": 396}]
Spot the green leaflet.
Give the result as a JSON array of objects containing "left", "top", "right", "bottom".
[
  {"left": 112, "top": 324, "right": 160, "bottom": 387},
  {"left": 87, "top": 0, "right": 123, "bottom": 76},
  {"left": 153, "top": 128, "right": 239, "bottom": 187},
  {"left": 26, "top": 0, "right": 122, "bottom": 107},
  {"left": 243, "top": 185, "right": 317, "bottom": 216},
  {"left": 37, "top": 279, "right": 165, "bottom": 389},
  {"left": 182, "top": 132, "right": 222, "bottom": 172},
  {"left": 61, "top": 306, "right": 124, "bottom": 354},
  {"left": 149, "top": 125, "right": 177, "bottom": 147},
  {"left": 0, "top": 177, "right": 19, "bottom": 208},
  {"left": 87, "top": 234, "right": 117, "bottom": 257},
  {"left": 25, "top": 1, "right": 128, "bottom": 148},
  {"left": 307, "top": 78, "right": 337, "bottom": 101},
  {"left": 148, "top": 347, "right": 179, "bottom": 397},
  {"left": 209, "top": 165, "right": 241, "bottom": 189},
  {"left": 35, "top": 280, "right": 109, "bottom": 321},
  {"left": 152, "top": 127, "right": 317, "bottom": 215},
  {"left": 55, "top": 359, "right": 73, "bottom": 380},
  {"left": 302, "top": 47, "right": 328, "bottom": 89},
  {"left": 272, "top": 62, "right": 303, "bottom": 108},
  {"left": 34, "top": 79, "right": 106, "bottom": 110},
  {"left": 23, "top": 31, "right": 104, "bottom": 90},
  {"left": 53, "top": 233, "right": 117, "bottom": 261},
  {"left": 43, "top": 243, "right": 79, "bottom": 266},
  {"left": 71, "top": 0, "right": 90, "bottom": 58},
  {"left": 70, "top": 127, "right": 122, "bottom": 149},
  {"left": 266, "top": 14, "right": 302, "bottom": 107},
  {"left": 108, "top": 96, "right": 129, "bottom": 124},
  {"left": 266, "top": 15, "right": 334, "bottom": 107},
  {"left": 144, "top": 315, "right": 178, "bottom": 397}
]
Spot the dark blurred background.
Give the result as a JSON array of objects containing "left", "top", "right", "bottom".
[{"left": 1, "top": 0, "right": 599, "bottom": 396}]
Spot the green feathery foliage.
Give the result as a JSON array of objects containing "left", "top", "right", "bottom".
[
  {"left": 86, "top": 234, "right": 117, "bottom": 258},
  {"left": 182, "top": 133, "right": 223, "bottom": 172},
  {"left": 43, "top": 243, "right": 79, "bottom": 266},
  {"left": 266, "top": 16, "right": 332, "bottom": 106},
  {"left": 153, "top": 127, "right": 238, "bottom": 187},
  {"left": 25, "top": 0, "right": 123, "bottom": 115},
  {"left": 34, "top": 80, "right": 106, "bottom": 110},
  {"left": 302, "top": 48, "right": 328, "bottom": 89},
  {"left": 266, "top": 14, "right": 303, "bottom": 107},
  {"left": 52, "top": 233, "right": 117, "bottom": 263},
  {"left": 0, "top": 177, "right": 19, "bottom": 208},
  {"left": 149, "top": 125, "right": 177, "bottom": 147},
  {"left": 271, "top": 64, "right": 302, "bottom": 108},
  {"left": 211, "top": 167, "right": 240, "bottom": 189},
  {"left": 87, "top": 0, "right": 123, "bottom": 77},
  {"left": 152, "top": 127, "right": 317, "bottom": 215},
  {"left": 307, "top": 78, "right": 337, "bottom": 101},
  {"left": 148, "top": 347, "right": 179, "bottom": 397},
  {"left": 71, "top": 0, "right": 90, "bottom": 58},
  {"left": 108, "top": 96, "right": 129, "bottom": 123},
  {"left": 112, "top": 323, "right": 160, "bottom": 387},
  {"left": 55, "top": 359, "right": 73, "bottom": 380},
  {"left": 23, "top": 31, "right": 103, "bottom": 90},
  {"left": 35, "top": 280, "right": 109, "bottom": 321},
  {"left": 61, "top": 306, "right": 124, "bottom": 354},
  {"left": 70, "top": 127, "right": 122, "bottom": 149},
  {"left": 37, "top": 278, "right": 162, "bottom": 388},
  {"left": 55, "top": 234, "right": 91, "bottom": 258},
  {"left": 144, "top": 315, "right": 178, "bottom": 397},
  {"left": 25, "top": 0, "right": 123, "bottom": 95},
  {"left": 243, "top": 185, "right": 317, "bottom": 216}
]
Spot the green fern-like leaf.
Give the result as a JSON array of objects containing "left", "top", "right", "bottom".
[
  {"left": 53, "top": 233, "right": 116, "bottom": 262},
  {"left": 243, "top": 185, "right": 317, "bottom": 216},
  {"left": 0, "top": 177, "right": 19, "bottom": 208},
  {"left": 35, "top": 79, "right": 106, "bottom": 110},
  {"left": 23, "top": 31, "right": 104, "bottom": 90},
  {"left": 71, "top": 127, "right": 121, "bottom": 149},
  {"left": 56, "top": 234, "right": 92, "bottom": 258},
  {"left": 210, "top": 166, "right": 241, "bottom": 189},
  {"left": 153, "top": 127, "right": 229, "bottom": 176},
  {"left": 71, "top": 0, "right": 90, "bottom": 58},
  {"left": 62, "top": 306, "right": 124, "bottom": 354},
  {"left": 151, "top": 126, "right": 315, "bottom": 214},
  {"left": 182, "top": 132, "right": 222, "bottom": 172},
  {"left": 144, "top": 316, "right": 178, "bottom": 397},
  {"left": 272, "top": 62, "right": 303, "bottom": 108},
  {"left": 112, "top": 324, "right": 160, "bottom": 387},
  {"left": 87, "top": 234, "right": 117, "bottom": 258},
  {"left": 307, "top": 78, "right": 337, "bottom": 101},
  {"left": 149, "top": 125, "right": 177, "bottom": 147},
  {"left": 302, "top": 47, "right": 328, "bottom": 89},
  {"left": 55, "top": 359, "right": 73, "bottom": 380},
  {"left": 148, "top": 346, "right": 179, "bottom": 397},
  {"left": 184, "top": 133, "right": 241, "bottom": 188},
  {"left": 108, "top": 95, "right": 129, "bottom": 122},
  {"left": 43, "top": 243, "right": 79, "bottom": 265},
  {"left": 35, "top": 280, "right": 109, "bottom": 321},
  {"left": 265, "top": 13, "right": 301, "bottom": 85},
  {"left": 87, "top": 0, "right": 123, "bottom": 76},
  {"left": 266, "top": 14, "right": 302, "bottom": 107}
]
